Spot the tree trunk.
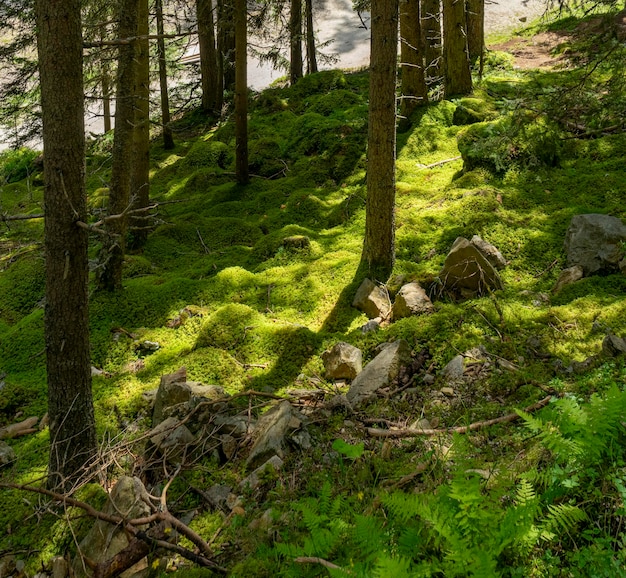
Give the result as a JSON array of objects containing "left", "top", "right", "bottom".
[
  {"left": 156, "top": 0, "right": 174, "bottom": 148},
  {"left": 217, "top": 0, "right": 235, "bottom": 93},
  {"left": 305, "top": 0, "right": 317, "bottom": 74},
  {"left": 466, "top": 0, "right": 484, "bottom": 64},
  {"left": 97, "top": 0, "right": 138, "bottom": 291},
  {"left": 362, "top": 0, "right": 399, "bottom": 281},
  {"left": 421, "top": 0, "right": 441, "bottom": 87},
  {"left": 129, "top": 0, "right": 150, "bottom": 250},
  {"left": 235, "top": 0, "right": 248, "bottom": 184},
  {"left": 442, "top": 0, "right": 472, "bottom": 97},
  {"left": 290, "top": 0, "right": 303, "bottom": 84},
  {"left": 400, "top": 0, "right": 427, "bottom": 124},
  {"left": 35, "top": 0, "right": 97, "bottom": 492},
  {"left": 198, "top": 0, "right": 219, "bottom": 113}
]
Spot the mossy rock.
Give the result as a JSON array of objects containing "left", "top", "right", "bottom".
[
  {"left": 249, "top": 138, "right": 286, "bottom": 178},
  {"left": 453, "top": 97, "right": 497, "bottom": 126},
  {"left": 182, "top": 140, "right": 232, "bottom": 170},
  {"left": 251, "top": 89, "right": 289, "bottom": 113},
  {"left": 288, "top": 69, "right": 347, "bottom": 100},
  {"left": 457, "top": 114, "right": 561, "bottom": 173},
  {"left": 308, "top": 89, "right": 363, "bottom": 116}
]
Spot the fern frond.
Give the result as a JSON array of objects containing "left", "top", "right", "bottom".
[{"left": 544, "top": 503, "right": 587, "bottom": 534}]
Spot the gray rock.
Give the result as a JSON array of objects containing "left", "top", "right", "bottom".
[
  {"left": 73, "top": 477, "right": 152, "bottom": 578},
  {"left": 52, "top": 556, "right": 69, "bottom": 578},
  {"left": 188, "top": 383, "right": 227, "bottom": 400},
  {"left": 202, "top": 484, "right": 233, "bottom": 512},
  {"left": 470, "top": 235, "right": 507, "bottom": 270},
  {"left": 564, "top": 214, "right": 626, "bottom": 275},
  {"left": 220, "top": 434, "right": 238, "bottom": 460},
  {"left": 214, "top": 414, "right": 253, "bottom": 438},
  {"left": 153, "top": 367, "right": 191, "bottom": 425},
  {"left": 352, "top": 278, "right": 391, "bottom": 319},
  {"left": 246, "top": 401, "right": 306, "bottom": 468},
  {"left": 423, "top": 373, "right": 436, "bottom": 385},
  {"left": 552, "top": 265, "right": 584, "bottom": 293},
  {"left": 0, "top": 554, "right": 16, "bottom": 577},
  {"left": 322, "top": 342, "right": 363, "bottom": 380},
  {"left": 149, "top": 417, "right": 195, "bottom": 462},
  {"left": 0, "top": 440, "right": 16, "bottom": 467},
  {"left": 240, "top": 455, "right": 284, "bottom": 490},
  {"left": 602, "top": 333, "right": 626, "bottom": 357},
  {"left": 439, "top": 237, "right": 503, "bottom": 296},
  {"left": 441, "top": 354, "right": 464, "bottom": 382},
  {"left": 346, "top": 340, "right": 412, "bottom": 407},
  {"left": 360, "top": 317, "right": 381, "bottom": 333},
  {"left": 392, "top": 282, "right": 434, "bottom": 320}
]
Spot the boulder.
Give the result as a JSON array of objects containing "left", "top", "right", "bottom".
[
  {"left": 439, "top": 237, "right": 503, "bottom": 296},
  {"left": 552, "top": 265, "right": 584, "bottom": 293},
  {"left": 322, "top": 342, "right": 363, "bottom": 380},
  {"left": 564, "top": 214, "right": 626, "bottom": 275},
  {"left": 440, "top": 354, "right": 465, "bottom": 382},
  {"left": 149, "top": 417, "right": 196, "bottom": 463},
  {"left": 73, "top": 477, "right": 152, "bottom": 578},
  {"left": 346, "top": 340, "right": 412, "bottom": 407},
  {"left": 0, "top": 441, "right": 16, "bottom": 467},
  {"left": 602, "top": 333, "right": 626, "bottom": 357},
  {"left": 392, "top": 282, "right": 434, "bottom": 320},
  {"left": 152, "top": 367, "right": 191, "bottom": 425},
  {"left": 246, "top": 401, "right": 307, "bottom": 469},
  {"left": 470, "top": 235, "right": 507, "bottom": 270},
  {"left": 352, "top": 278, "right": 391, "bottom": 319}
]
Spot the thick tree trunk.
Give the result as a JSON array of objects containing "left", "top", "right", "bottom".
[
  {"left": 466, "top": 0, "right": 484, "bottom": 64},
  {"left": 421, "top": 0, "right": 441, "bottom": 87},
  {"left": 362, "top": 0, "right": 399, "bottom": 281},
  {"left": 129, "top": 0, "right": 150, "bottom": 250},
  {"left": 217, "top": 0, "right": 235, "bottom": 93},
  {"left": 400, "top": 0, "right": 428, "bottom": 123},
  {"left": 198, "top": 0, "right": 219, "bottom": 113},
  {"left": 290, "top": 0, "right": 303, "bottom": 84},
  {"left": 35, "top": 0, "right": 97, "bottom": 492},
  {"left": 305, "top": 0, "right": 317, "bottom": 74},
  {"left": 235, "top": 0, "right": 248, "bottom": 184},
  {"left": 442, "top": 0, "right": 472, "bottom": 97},
  {"left": 97, "top": 0, "right": 138, "bottom": 290},
  {"left": 156, "top": 0, "right": 174, "bottom": 148}
]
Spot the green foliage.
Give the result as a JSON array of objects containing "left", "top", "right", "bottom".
[
  {"left": 181, "top": 139, "right": 232, "bottom": 170},
  {"left": 0, "top": 147, "right": 39, "bottom": 183}
]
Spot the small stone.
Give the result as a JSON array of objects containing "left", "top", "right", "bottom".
[
  {"left": 220, "top": 434, "right": 237, "bottom": 461},
  {"left": 422, "top": 373, "right": 436, "bottom": 385},
  {"left": 0, "top": 441, "right": 16, "bottom": 467},
  {"left": 602, "top": 333, "right": 626, "bottom": 357},
  {"left": 441, "top": 387, "right": 455, "bottom": 397},
  {"left": 52, "top": 556, "right": 69, "bottom": 578},
  {"left": 552, "top": 265, "right": 584, "bottom": 293},
  {"left": 352, "top": 279, "right": 391, "bottom": 319},
  {"left": 410, "top": 418, "right": 432, "bottom": 430},
  {"left": 498, "top": 359, "right": 519, "bottom": 372},
  {"left": 240, "top": 455, "right": 284, "bottom": 490},
  {"left": 392, "top": 282, "right": 434, "bottom": 320},
  {"left": 322, "top": 342, "right": 363, "bottom": 381},
  {"left": 441, "top": 355, "right": 464, "bottom": 382},
  {"left": 360, "top": 318, "right": 381, "bottom": 333},
  {"left": 470, "top": 235, "right": 507, "bottom": 270}
]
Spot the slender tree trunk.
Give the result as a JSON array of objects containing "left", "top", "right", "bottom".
[
  {"left": 442, "top": 0, "right": 472, "bottom": 97},
  {"left": 102, "top": 66, "right": 112, "bottom": 133},
  {"left": 466, "top": 0, "right": 484, "bottom": 64},
  {"left": 128, "top": 0, "right": 150, "bottom": 250},
  {"left": 35, "top": 0, "right": 97, "bottom": 492},
  {"left": 400, "top": 0, "right": 428, "bottom": 124},
  {"left": 198, "top": 0, "right": 219, "bottom": 113},
  {"left": 421, "top": 0, "right": 441, "bottom": 87},
  {"left": 362, "top": 0, "right": 399, "bottom": 281},
  {"left": 97, "top": 0, "right": 138, "bottom": 290},
  {"left": 156, "top": 0, "right": 174, "bottom": 148},
  {"left": 305, "top": 0, "right": 317, "bottom": 74},
  {"left": 290, "top": 0, "right": 303, "bottom": 84},
  {"left": 217, "top": 0, "right": 235, "bottom": 92},
  {"left": 235, "top": 0, "right": 248, "bottom": 184}
]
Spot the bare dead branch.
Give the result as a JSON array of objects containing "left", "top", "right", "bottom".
[{"left": 367, "top": 395, "right": 555, "bottom": 438}]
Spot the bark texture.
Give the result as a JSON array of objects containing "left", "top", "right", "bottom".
[
  {"left": 443, "top": 0, "right": 472, "bottom": 96},
  {"left": 400, "top": 0, "right": 428, "bottom": 122},
  {"left": 235, "top": 0, "right": 249, "bottom": 184},
  {"left": 305, "top": 0, "right": 318, "bottom": 74},
  {"left": 421, "top": 0, "right": 441, "bottom": 85},
  {"left": 362, "top": 0, "right": 399, "bottom": 280},
  {"left": 97, "top": 0, "right": 138, "bottom": 290},
  {"left": 466, "top": 0, "right": 484, "bottom": 63},
  {"left": 290, "top": 0, "right": 303, "bottom": 84},
  {"left": 217, "top": 0, "right": 236, "bottom": 92},
  {"left": 35, "top": 0, "right": 97, "bottom": 491},
  {"left": 198, "top": 0, "right": 219, "bottom": 113},
  {"left": 156, "top": 0, "right": 175, "bottom": 148}
]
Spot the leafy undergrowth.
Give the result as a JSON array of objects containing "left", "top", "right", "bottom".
[{"left": 1, "top": 7, "right": 626, "bottom": 577}]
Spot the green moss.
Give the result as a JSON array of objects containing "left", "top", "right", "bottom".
[
  {"left": 0, "top": 252, "right": 44, "bottom": 324},
  {"left": 181, "top": 139, "right": 233, "bottom": 170}
]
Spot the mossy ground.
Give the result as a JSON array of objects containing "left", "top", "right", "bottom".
[{"left": 1, "top": 7, "right": 626, "bottom": 576}]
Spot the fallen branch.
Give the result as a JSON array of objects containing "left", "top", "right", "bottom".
[
  {"left": 0, "top": 482, "right": 226, "bottom": 574},
  {"left": 367, "top": 395, "right": 555, "bottom": 438},
  {"left": 295, "top": 556, "right": 346, "bottom": 571},
  {"left": 417, "top": 155, "right": 462, "bottom": 169},
  {"left": 0, "top": 213, "right": 44, "bottom": 222},
  {"left": 0, "top": 416, "right": 39, "bottom": 439}
]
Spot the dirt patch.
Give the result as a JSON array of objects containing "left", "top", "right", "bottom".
[{"left": 490, "top": 31, "right": 570, "bottom": 69}]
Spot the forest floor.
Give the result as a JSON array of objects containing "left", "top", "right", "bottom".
[{"left": 1, "top": 4, "right": 626, "bottom": 578}]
